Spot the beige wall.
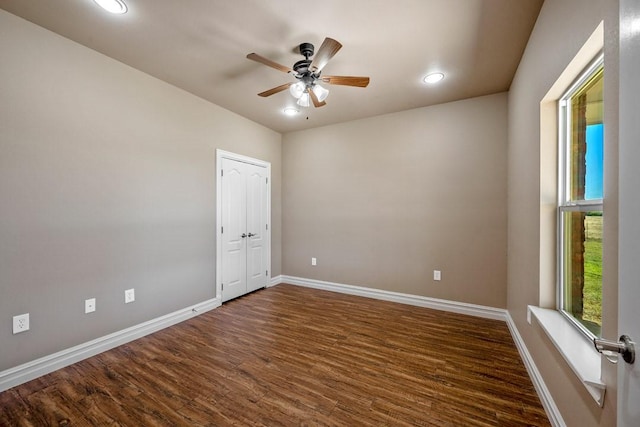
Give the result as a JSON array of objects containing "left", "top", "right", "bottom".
[
  {"left": 282, "top": 93, "right": 508, "bottom": 308},
  {"left": 3, "top": 3, "right": 626, "bottom": 424},
  {"left": 0, "top": 10, "right": 281, "bottom": 371},
  {"left": 507, "top": 0, "right": 618, "bottom": 425}
]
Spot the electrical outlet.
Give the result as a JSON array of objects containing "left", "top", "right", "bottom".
[
  {"left": 85, "top": 298, "right": 96, "bottom": 314},
  {"left": 13, "top": 313, "right": 30, "bottom": 334},
  {"left": 124, "top": 288, "right": 135, "bottom": 304},
  {"left": 311, "top": 257, "right": 317, "bottom": 266},
  {"left": 433, "top": 270, "right": 441, "bottom": 281}
]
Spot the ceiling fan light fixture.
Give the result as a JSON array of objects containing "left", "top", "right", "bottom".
[
  {"left": 423, "top": 72, "right": 445, "bottom": 84},
  {"left": 93, "top": 0, "right": 128, "bottom": 14},
  {"left": 289, "top": 82, "right": 305, "bottom": 99},
  {"left": 247, "top": 37, "right": 369, "bottom": 109},
  {"left": 312, "top": 84, "right": 329, "bottom": 102},
  {"left": 297, "top": 92, "right": 311, "bottom": 107},
  {"left": 283, "top": 107, "right": 299, "bottom": 116}
]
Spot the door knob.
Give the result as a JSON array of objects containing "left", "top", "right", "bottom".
[
  {"left": 241, "top": 233, "right": 247, "bottom": 238},
  {"left": 594, "top": 335, "right": 635, "bottom": 364},
  {"left": 248, "top": 233, "right": 256, "bottom": 237}
]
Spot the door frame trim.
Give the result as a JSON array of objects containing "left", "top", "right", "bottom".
[{"left": 216, "top": 149, "right": 271, "bottom": 302}]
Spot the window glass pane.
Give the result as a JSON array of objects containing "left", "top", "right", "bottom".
[
  {"left": 569, "top": 68, "right": 603, "bottom": 201},
  {"left": 562, "top": 211, "right": 602, "bottom": 337},
  {"left": 585, "top": 124, "right": 603, "bottom": 199}
]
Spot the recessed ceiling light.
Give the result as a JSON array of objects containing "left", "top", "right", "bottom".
[
  {"left": 423, "top": 73, "right": 445, "bottom": 84},
  {"left": 93, "top": 0, "right": 128, "bottom": 14},
  {"left": 283, "top": 107, "right": 299, "bottom": 116}
]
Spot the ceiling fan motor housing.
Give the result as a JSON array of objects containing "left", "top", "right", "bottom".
[{"left": 293, "top": 59, "right": 312, "bottom": 74}]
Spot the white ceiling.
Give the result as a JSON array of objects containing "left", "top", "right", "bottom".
[{"left": 0, "top": 0, "right": 543, "bottom": 133}]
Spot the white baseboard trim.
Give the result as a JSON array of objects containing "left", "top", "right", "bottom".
[
  {"left": 505, "top": 312, "right": 565, "bottom": 427},
  {"left": 279, "top": 275, "right": 507, "bottom": 321},
  {"left": 269, "top": 275, "right": 283, "bottom": 287},
  {"left": 0, "top": 297, "right": 221, "bottom": 393}
]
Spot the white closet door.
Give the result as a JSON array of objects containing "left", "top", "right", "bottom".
[
  {"left": 220, "top": 155, "right": 270, "bottom": 302},
  {"left": 221, "top": 158, "right": 247, "bottom": 302},
  {"left": 246, "top": 163, "right": 269, "bottom": 292}
]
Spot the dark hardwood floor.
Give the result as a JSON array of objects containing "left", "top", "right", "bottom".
[{"left": 0, "top": 284, "right": 550, "bottom": 426}]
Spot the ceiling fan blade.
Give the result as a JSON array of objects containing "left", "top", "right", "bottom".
[
  {"left": 321, "top": 76, "right": 370, "bottom": 87},
  {"left": 308, "top": 87, "right": 326, "bottom": 108},
  {"left": 247, "top": 53, "right": 293, "bottom": 73},
  {"left": 310, "top": 38, "right": 342, "bottom": 72},
  {"left": 258, "top": 83, "right": 294, "bottom": 97}
]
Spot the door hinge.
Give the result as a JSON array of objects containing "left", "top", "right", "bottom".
[
  {"left": 266, "top": 270, "right": 268, "bottom": 276},
  {"left": 221, "top": 226, "right": 224, "bottom": 234},
  {"left": 221, "top": 169, "right": 224, "bottom": 177},
  {"left": 221, "top": 283, "right": 224, "bottom": 290},
  {"left": 266, "top": 177, "right": 268, "bottom": 184},
  {"left": 266, "top": 224, "right": 268, "bottom": 230}
]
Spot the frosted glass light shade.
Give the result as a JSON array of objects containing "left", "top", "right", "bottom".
[
  {"left": 312, "top": 84, "right": 329, "bottom": 102},
  {"left": 289, "top": 82, "right": 305, "bottom": 99},
  {"left": 297, "top": 92, "right": 310, "bottom": 107}
]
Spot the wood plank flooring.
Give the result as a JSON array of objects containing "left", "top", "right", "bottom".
[{"left": 0, "top": 284, "right": 550, "bottom": 426}]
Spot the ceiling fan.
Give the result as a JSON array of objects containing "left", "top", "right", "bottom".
[{"left": 246, "top": 37, "right": 370, "bottom": 108}]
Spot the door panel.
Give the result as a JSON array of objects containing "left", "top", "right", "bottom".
[
  {"left": 618, "top": 3, "right": 640, "bottom": 424},
  {"left": 246, "top": 164, "right": 268, "bottom": 292},
  {"left": 221, "top": 159, "right": 247, "bottom": 302}
]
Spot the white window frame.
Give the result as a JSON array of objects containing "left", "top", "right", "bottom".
[{"left": 557, "top": 53, "right": 604, "bottom": 340}]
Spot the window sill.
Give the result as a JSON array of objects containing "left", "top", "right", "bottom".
[{"left": 527, "top": 306, "right": 605, "bottom": 406}]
